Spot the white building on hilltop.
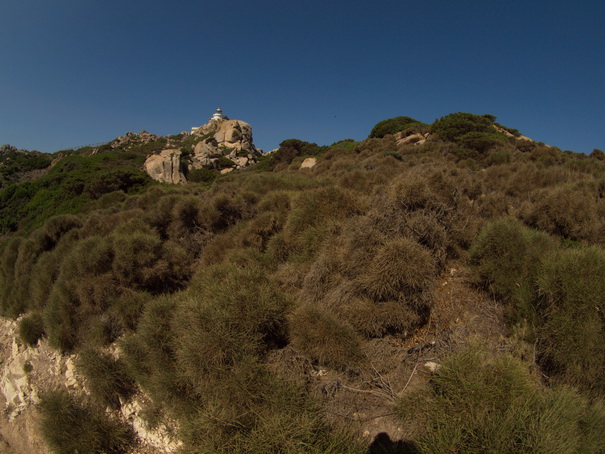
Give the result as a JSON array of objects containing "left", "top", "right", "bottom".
[
  {"left": 209, "top": 107, "right": 227, "bottom": 122},
  {"left": 191, "top": 108, "right": 229, "bottom": 134}
]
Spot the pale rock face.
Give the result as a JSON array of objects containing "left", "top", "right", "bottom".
[
  {"left": 0, "top": 319, "right": 181, "bottom": 453},
  {"left": 188, "top": 118, "right": 262, "bottom": 173},
  {"left": 395, "top": 132, "right": 428, "bottom": 147},
  {"left": 144, "top": 149, "right": 186, "bottom": 184},
  {"left": 214, "top": 120, "right": 253, "bottom": 151},
  {"left": 144, "top": 116, "right": 262, "bottom": 184},
  {"left": 300, "top": 157, "right": 317, "bottom": 169}
]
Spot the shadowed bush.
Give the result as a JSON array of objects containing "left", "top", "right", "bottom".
[
  {"left": 38, "top": 389, "right": 133, "bottom": 454},
  {"left": 18, "top": 312, "right": 45, "bottom": 346},
  {"left": 77, "top": 348, "right": 137, "bottom": 409}
]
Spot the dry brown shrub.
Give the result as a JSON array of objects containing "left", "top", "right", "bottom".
[
  {"left": 477, "top": 192, "right": 511, "bottom": 219},
  {"left": 289, "top": 305, "right": 364, "bottom": 370},
  {"left": 337, "top": 169, "right": 387, "bottom": 193},
  {"left": 299, "top": 249, "right": 345, "bottom": 305},
  {"left": 523, "top": 185, "right": 600, "bottom": 241},
  {"left": 336, "top": 295, "right": 424, "bottom": 338},
  {"left": 404, "top": 211, "right": 448, "bottom": 265},
  {"left": 359, "top": 237, "right": 437, "bottom": 303}
]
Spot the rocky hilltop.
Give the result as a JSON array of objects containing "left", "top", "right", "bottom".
[{"left": 144, "top": 109, "right": 262, "bottom": 184}]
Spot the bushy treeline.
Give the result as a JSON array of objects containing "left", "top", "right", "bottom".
[
  {"left": 0, "top": 148, "right": 152, "bottom": 234},
  {"left": 2, "top": 113, "right": 605, "bottom": 452},
  {"left": 0, "top": 146, "right": 52, "bottom": 188}
]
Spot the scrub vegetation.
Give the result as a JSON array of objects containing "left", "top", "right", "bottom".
[{"left": 1, "top": 112, "right": 605, "bottom": 453}]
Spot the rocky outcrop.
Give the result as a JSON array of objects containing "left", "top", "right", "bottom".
[
  {"left": 300, "top": 157, "right": 317, "bottom": 170},
  {"left": 492, "top": 125, "right": 534, "bottom": 142},
  {"left": 395, "top": 132, "right": 429, "bottom": 146},
  {"left": 144, "top": 149, "right": 186, "bottom": 184},
  {"left": 189, "top": 118, "right": 262, "bottom": 172},
  {"left": 0, "top": 319, "right": 180, "bottom": 453},
  {"left": 142, "top": 114, "right": 262, "bottom": 184},
  {"left": 110, "top": 131, "right": 158, "bottom": 149}
]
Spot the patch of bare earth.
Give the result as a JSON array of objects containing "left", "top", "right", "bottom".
[{"left": 272, "top": 263, "right": 507, "bottom": 447}]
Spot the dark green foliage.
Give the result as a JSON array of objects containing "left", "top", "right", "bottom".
[
  {"left": 470, "top": 218, "right": 556, "bottom": 323},
  {"left": 396, "top": 347, "right": 605, "bottom": 454},
  {"left": 0, "top": 146, "right": 52, "bottom": 187},
  {"left": 431, "top": 112, "right": 509, "bottom": 153},
  {"left": 536, "top": 247, "right": 605, "bottom": 391},
  {"left": 471, "top": 220, "right": 605, "bottom": 392},
  {"left": 38, "top": 389, "right": 133, "bottom": 454},
  {"left": 590, "top": 148, "right": 605, "bottom": 160},
  {"left": 431, "top": 112, "right": 495, "bottom": 141},
  {"left": 383, "top": 151, "right": 404, "bottom": 161},
  {"left": 0, "top": 149, "right": 152, "bottom": 234},
  {"left": 187, "top": 167, "right": 217, "bottom": 183},
  {"left": 215, "top": 156, "right": 236, "bottom": 169},
  {"left": 76, "top": 348, "right": 136, "bottom": 409},
  {"left": 456, "top": 130, "right": 506, "bottom": 153},
  {"left": 254, "top": 139, "right": 327, "bottom": 171},
  {"left": 18, "top": 312, "right": 45, "bottom": 346},
  {"left": 369, "top": 116, "right": 426, "bottom": 138}
]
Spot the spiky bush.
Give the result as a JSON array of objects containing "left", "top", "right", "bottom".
[
  {"left": 396, "top": 347, "right": 605, "bottom": 453},
  {"left": 76, "top": 348, "right": 136, "bottom": 409},
  {"left": 38, "top": 389, "right": 133, "bottom": 454},
  {"left": 289, "top": 305, "right": 364, "bottom": 370}
]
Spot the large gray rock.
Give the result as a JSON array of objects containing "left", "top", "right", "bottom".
[
  {"left": 144, "top": 149, "right": 186, "bottom": 184},
  {"left": 188, "top": 116, "right": 262, "bottom": 171}
]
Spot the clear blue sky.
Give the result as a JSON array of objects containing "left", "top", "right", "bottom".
[{"left": 1, "top": 0, "right": 604, "bottom": 154}]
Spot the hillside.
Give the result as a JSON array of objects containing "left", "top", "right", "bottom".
[{"left": 1, "top": 112, "right": 604, "bottom": 453}]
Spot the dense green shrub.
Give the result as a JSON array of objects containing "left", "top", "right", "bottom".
[
  {"left": 289, "top": 305, "right": 364, "bottom": 370},
  {"left": 471, "top": 220, "right": 605, "bottom": 392},
  {"left": 76, "top": 348, "right": 136, "bottom": 409},
  {"left": 254, "top": 139, "right": 327, "bottom": 171},
  {"left": 430, "top": 112, "right": 509, "bottom": 153},
  {"left": 369, "top": 116, "right": 426, "bottom": 138},
  {"left": 361, "top": 237, "right": 436, "bottom": 302},
  {"left": 431, "top": 112, "right": 495, "bottom": 141},
  {"left": 396, "top": 347, "right": 605, "bottom": 453},
  {"left": 187, "top": 167, "right": 217, "bottom": 183},
  {"left": 470, "top": 218, "right": 556, "bottom": 324},
  {"left": 536, "top": 247, "right": 605, "bottom": 392},
  {"left": 38, "top": 389, "right": 133, "bottom": 454}
]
